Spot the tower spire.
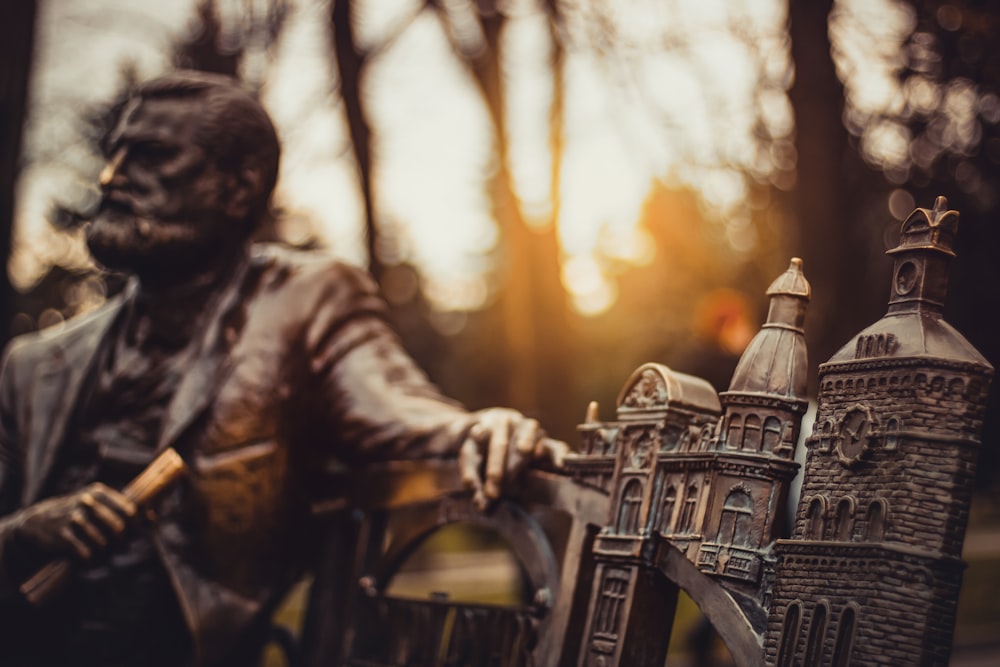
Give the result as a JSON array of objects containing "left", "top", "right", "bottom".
[
  {"left": 886, "top": 195, "right": 959, "bottom": 314},
  {"left": 726, "top": 258, "right": 810, "bottom": 400}
]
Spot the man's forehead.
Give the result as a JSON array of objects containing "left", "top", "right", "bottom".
[{"left": 110, "top": 95, "right": 202, "bottom": 145}]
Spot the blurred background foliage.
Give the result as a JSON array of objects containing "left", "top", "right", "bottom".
[
  {"left": 4, "top": 0, "right": 1000, "bottom": 663},
  {"left": 3, "top": 0, "right": 997, "bottom": 480}
]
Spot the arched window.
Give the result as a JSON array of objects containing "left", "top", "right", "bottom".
[
  {"left": 805, "top": 497, "right": 825, "bottom": 539},
  {"left": 762, "top": 417, "right": 782, "bottom": 452},
  {"left": 678, "top": 429, "right": 691, "bottom": 452},
  {"left": 741, "top": 414, "right": 761, "bottom": 450},
  {"left": 660, "top": 486, "right": 678, "bottom": 534},
  {"left": 617, "top": 480, "right": 644, "bottom": 534},
  {"left": 776, "top": 601, "right": 802, "bottom": 667},
  {"left": 818, "top": 420, "right": 834, "bottom": 452},
  {"left": 832, "top": 604, "right": 858, "bottom": 667},
  {"left": 726, "top": 415, "right": 743, "bottom": 449},
  {"left": 679, "top": 484, "right": 699, "bottom": 534},
  {"left": 718, "top": 490, "right": 754, "bottom": 548},
  {"left": 864, "top": 500, "right": 887, "bottom": 541},
  {"left": 699, "top": 424, "right": 715, "bottom": 451},
  {"left": 701, "top": 424, "right": 715, "bottom": 451},
  {"left": 834, "top": 498, "right": 854, "bottom": 541},
  {"left": 804, "top": 601, "right": 829, "bottom": 665}
]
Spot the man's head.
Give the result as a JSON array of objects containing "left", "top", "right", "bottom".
[{"left": 87, "top": 71, "right": 280, "bottom": 282}]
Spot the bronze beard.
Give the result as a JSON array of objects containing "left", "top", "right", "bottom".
[{"left": 86, "top": 201, "right": 233, "bottom": 281}]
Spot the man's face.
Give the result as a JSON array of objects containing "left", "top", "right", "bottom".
[{"left": 88, "top": 96, "right": 237, "bottom": 279}]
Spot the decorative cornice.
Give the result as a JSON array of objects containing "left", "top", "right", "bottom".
[
  {"left": 775, "top": 539, "right": 964, "bottom": 569},
  {"left": 719, "top": 392, "right": 809, "bottom": 413},
  {"left": 819, "top": 356, "right": 992, "bottom": 377}
]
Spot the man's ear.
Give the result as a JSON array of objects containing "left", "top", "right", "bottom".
[{"left": 225, "top": 163, "right": 265, "bottom": 221}]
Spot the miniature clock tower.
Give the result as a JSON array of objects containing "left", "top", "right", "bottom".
[{"left": 763, "top": 197, "right": 994, "bottom": 666}]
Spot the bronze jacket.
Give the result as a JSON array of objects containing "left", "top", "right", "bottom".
[{"left": 0, "top": 244, "right": 474, "bottom": 665}]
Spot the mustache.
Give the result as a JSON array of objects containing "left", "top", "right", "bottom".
[
  {"left": 88, "top": 210, "right": 157, "bottom": 241},
  {"left": 99, "top": 189, "right": 135, "bottom": 214},
  {"left": 91, "top": 190, "right": 158, "bottom": 227},
  {"left": 88, "top": 191, "right": 158, "bottom": 240}
]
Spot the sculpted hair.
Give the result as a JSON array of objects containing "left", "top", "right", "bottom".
[{"left": 137, "top": 70, "right": 281, "bottom": 230}]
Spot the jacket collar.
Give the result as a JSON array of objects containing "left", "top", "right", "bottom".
[{"left": 154, "top": 252, "right": 252, "bottom": 456}]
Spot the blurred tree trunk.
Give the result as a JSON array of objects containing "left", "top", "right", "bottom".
[
  {"left": 786, "top": 0, "right": 885, "bottom": 370},
  {"left": 437, "top": 1, "right": 578, "bottom": 438},
  {"left": 537, "top": 0, "right": 579, "bottom": 436},
  {"left": 330, "top": 0, "right": 382, "bottom": 284},
  {"left": 175, "top": 0, "right": 291, "bottom": 85},
  {"left": 0, "top": 0, "right": 36, "bottom": 344},
  {"left": 174, "top": 0, "right": 240, "bottom": 77}
]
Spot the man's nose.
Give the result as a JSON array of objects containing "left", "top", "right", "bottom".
[{"left": 99, "top": 148, "right": 127, "bottom": 187}]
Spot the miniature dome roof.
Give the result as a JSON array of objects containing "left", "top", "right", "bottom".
[
  {"left": 727, "top": 258, "right": 810, "bottom": 400},
  {"left": 616, "top": 362, "right": 721, "bottom": 417},
  {"left": 727, "top": 326, "right": 809, "bottom": 398}
]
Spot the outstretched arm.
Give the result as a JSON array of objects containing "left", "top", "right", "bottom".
[{"left": 303, "top": 263, "right": 567, "bottom": 504}]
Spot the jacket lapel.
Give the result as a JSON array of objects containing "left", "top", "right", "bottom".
[
  {"left": 24, "top": 291, "right": 130, "bottom": 504},
  {"left": 155, "top": 255, "right": 252, "bottom": 454}
]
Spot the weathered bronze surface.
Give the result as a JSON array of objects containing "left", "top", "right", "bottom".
[
  {"left": 0, "top": 71, "right": 560, "bottom": 667},
  {"left": 317, "top": 197, "right": 990, "bottom": 667}
]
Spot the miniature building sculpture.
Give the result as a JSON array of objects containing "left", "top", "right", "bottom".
[
  {"left": 572, "top": 258, "right": 811, "bottom": 666},
  {"left": 763, "top": 196, "right": 994, "bottom": 666},
  {"left": 565, "top": 197, "right": 992, "bottom": 666},
  {"left": 323, "top": 198, "right": 991, "bottom": 667}
]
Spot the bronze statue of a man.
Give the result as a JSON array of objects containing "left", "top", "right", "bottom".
[{"left": 0, "top": 71, "right": 563, "bottom": 666}]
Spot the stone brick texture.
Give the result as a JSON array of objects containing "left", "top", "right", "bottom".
[{"left": 795, "top": 362, "right": 990, "bottom": 557}]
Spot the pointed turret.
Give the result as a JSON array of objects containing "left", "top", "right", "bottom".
[
  {"left": 727, "top": 258, "right": 810, "bottom": 400},
  {"left": 715, "top": 258, "right": 810, "bottom": 463},
  {"left": 886, "top": 195, "right": 957, "bottom": 314},
  {"left": 693, "top": 259, "right": 812, "bottom": 589},
  {"left": 826, "top": 197, "right": 988, "bottom": 367}
]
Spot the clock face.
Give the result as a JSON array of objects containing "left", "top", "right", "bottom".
[
  {"left": 894, "top": 261, "right": 918, "bottom": 296},
  {"left": 837, "top": 406, "right": 873, "bottom": 464}
]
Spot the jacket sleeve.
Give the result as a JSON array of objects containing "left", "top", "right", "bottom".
[{"left": 301, "top": 262, "right": 476, "bottom": 463}]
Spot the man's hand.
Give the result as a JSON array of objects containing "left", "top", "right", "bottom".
[
  {"left": 459, "top": 408, "right": 569, "bottom": 510},
  {"left": 10, "top": 483, "right": 137, "bottom": 561}
]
